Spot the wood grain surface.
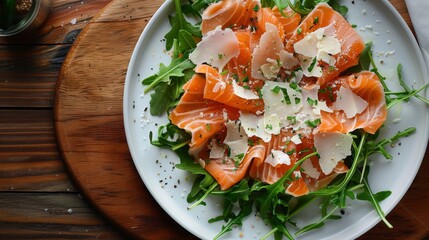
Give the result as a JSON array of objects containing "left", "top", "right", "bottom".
[{"left": 0, "top": 0, "right": 427, "bottom": 239}]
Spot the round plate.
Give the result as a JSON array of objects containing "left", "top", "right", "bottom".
[{"left": 123, "top": 0, "right": 429, "bottom": 239}]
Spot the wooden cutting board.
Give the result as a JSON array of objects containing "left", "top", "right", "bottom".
[
  {"left": 55, "top": 0, "right": 419, "bottom": 239},
  {"left": 54, "top": 0, "right": 194, "bottom": 239}
]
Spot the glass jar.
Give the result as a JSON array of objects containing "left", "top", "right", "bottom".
[{"left": 0, "top": 0, "right": 51, "bottom": 37}]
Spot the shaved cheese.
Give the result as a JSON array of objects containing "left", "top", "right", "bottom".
[
  {"left": 313, "top": 101, "right": 333, "bottom": 115},
  {"left": 293, "top": 25, "right": 341, "bottom": 77},
  {"left": 262, "top": 81, "right": 303, "bottom": 116},
  {"left": 301, "top": 159, "right": 320, "bottom": 179},
  {"left": 264, "top": 113, "right": 281, "bottom": 135},
  {"left": 232, "top": 80, "right": 259, "bottom": 99},
  {"left": 291, "top": 134, "right": 302, "bottom": 144},
  {"left": 292, "top": 85, "right": 325, "bottom": 132},
  {"left": 318, "top": 36, "right": 341, "bottom": 55},
  {"left": 299, "top": 55, "right": 323, "bottom": 77},
  {"left": 294, "top": 28, "right": 323, "bottom": 57},
  {"left": 252, "top": 23, "right": 284, "bottom": 80},
  {"left": 209, "top": 139, "right": 226, "bottom": 159},
  {"left": 317, "top": 51, "right": 336, "bottom": 66},
  {"left": 262, "top": 81, "right": 303, "bottom": 133},
  {"left": 224, "top": 121, "right": 249, "bottom": 160},
  {"left": 294, "top": 70, "right": 304, "bottom": 83},
  {"left": 314, "top": 132, "right": 353, "bottom": 175},
  {"left": 189, "top": 27, "right": 239, "bottom": 70},
  {"left": 333, "top": 86, "right": 369, "bottom": 118},
  {"left": 301, "top": 85, "right": 333, "bottom": 115},
  {"left": 265, "top": 149, "right": 291, "bottom": 167},
  {"left": 279, "top": 50, "right": 299, "bottom": 70},
  {"left": 239, "top": 112, "right": 272, "bottom": 142},
  {"left": 260, "top": 58, "right": 281, "bottom": 80}
]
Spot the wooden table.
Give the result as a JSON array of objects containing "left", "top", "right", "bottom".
[{"left": 1, "top": 0, "right": 428, "bottom": 239}]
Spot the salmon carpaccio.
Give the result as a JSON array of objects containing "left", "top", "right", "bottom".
[{"left": 170, "top": 1, "right": 387, "bottom": 194}]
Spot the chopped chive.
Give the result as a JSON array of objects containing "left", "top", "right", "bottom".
[
  {"left": 253, "top": 5, "right": 259, "bottom": 12},
  {"left": 305, "top": 118, "right": 321, "bottom": 128},
  {"left": 313, "top": 16, "right": 319, "bottom": 25},
  {"left": 287, "top": 149, "right": 296, "bottom": 155},
  {"left": 271, "top": 86, "right": 281, "bottom": 94},
  {"left": 287, "top": 116, "right": 297, "bottom": 125},
  {"left": 308, "top": 57, "right": 318, "bottom": 72}
]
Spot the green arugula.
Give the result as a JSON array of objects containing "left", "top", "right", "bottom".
[
  {"left": 191, "top": 0, "right": 220, "bottom": 11},
  {"left": 142, "top": 52, "right": 194, "bottom": 94},
  {"left": 142, "top": 51, "right": 195, "bottom": 115},
  {"left": 284, "top": 0, "right": 348, "bottom": 16},
  {"left": 165, "top": 0, "right": 201, "bottom": 51}
]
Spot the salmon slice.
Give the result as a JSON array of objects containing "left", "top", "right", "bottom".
[
  {"left": 170, "top": 74, "right": 230, "bottom": 150},
  {"left": 226, "top": 31, "right": 265, "bottom": 90},
  {"left": 251, "top": 7, "right": 286, "bottom": 44},
  {"left": 249, "top": 131, "right": 298, "bottom": 184},
  {"left": 205, "top": 144, "right": 264, "bottom": 190},
  {"left": 251, "top": 6, "right": 301, "bottom": 45},
  {"left": 195, "top": 64, "right": 264, "bottom": 114},
  {"left": 201, "top": 0, "right": 259, "bottom": 36},
  {"left": 285, "top": 3, "right": 365, "bottom": 85},
  {"left": 286, "top": 176, "right": 309, "bottom": 197},
  {"left": 249, "top": 131, "right": 347, "bottom": 196},
  {"left": 318, "top": 71, "right": 387, "bottom": 134},
  {"left": 271, "top": 6, "right": 301, "bottom": 39}
]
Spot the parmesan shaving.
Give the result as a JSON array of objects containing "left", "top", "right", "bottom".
[
  {"left": 314, "top": 132, "right": 353, "bottom": 175},
  {"left": 189, "top": 27, "right": 239, "bottom": 70},
  {"left": 333, "top": 86, "right": 369, "bottom": 118},
  {"left": 265, "top": 150, "right": 291, "bottom": 167}
]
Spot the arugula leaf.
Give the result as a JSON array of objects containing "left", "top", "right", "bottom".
[
  {"left": 209, "top": 199, "right": 235, "bottom": 223},
  {"left": 149, "top": 75, "right": 187, "bottom": 116},
  {"left": 295, "top": 206, "right": 339, "bottom": 236},
  {"left": 178, "top": 29, "right": 197, "bottom": 53},
  {"left": 142, "top": 56, "right": 194, "bottom": 94},
  {"left": 328, "top": 0, "right": 348, "bottom": 16},
  {"left": 211, "top": 178, "right": 251, "bottom": 202},
  {"left": 396, "top": 64, "right": 429, "bottom": 105},
  {"left": 149, "top": 123, "right": 191, "bottom": 150},
  {"left": 254, "top": 152, "right": 318, "bottom": 220},
  {"left": 176, "top": 160, "right": 214, "bottom": 189},
  {"left": 213, "top": 199, "right": 254, "bottom": 240},
  {"left": 283, "top": 0, "right": 347, "bottom": 17},
  {"left": 192, "top": 0, "right": 219, "bottom": 11},
  {"left": 165, "top": 0, "right": 202, "bottom": 51},
  {"left": 355, "top": 168, "right": 393, "bottom": 228}
]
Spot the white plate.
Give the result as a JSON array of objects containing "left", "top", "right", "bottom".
[{"left": 123, "top": 1, "right": 429, "bottom": 239}]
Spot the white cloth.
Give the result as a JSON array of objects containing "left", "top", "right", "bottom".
[{"left": 405, "top": 0, "right": 429, "bottom": 67}]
